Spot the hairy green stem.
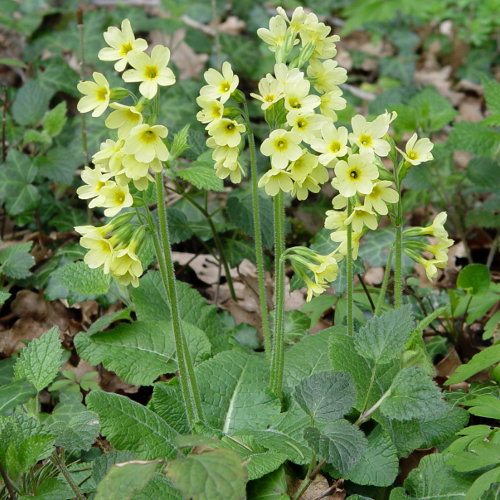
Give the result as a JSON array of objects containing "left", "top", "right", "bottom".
[
  {"left": 243, "top": 102, "right": 271, "bottom": 357},
  {"left": 270, "top": 191, "right": 285, "bottom": 397},
  {"left": 77, "top": 11, "right": 89, "bottom": 166},
  {"left": 394, "top": 164, "right": 403, "bottom": 308},
  {"left": 155, "top": 172, "right": 203, "bottom": 425},
  {"left": 51, "top": 451, "right": 85, "bottom": 500},
  {"left": 374, "top": 247, "right": 394, "bottom": 316},
  {"left": 292, "top": 453, "right": 317, "bottom": 500},
  {"left": 346, "top": 198, "right": 354, "bottom": 335}
]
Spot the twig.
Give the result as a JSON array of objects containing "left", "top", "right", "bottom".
[
  {"left": 340, "top": 83, "right": 376, "bottom": 101},
  {"left": 2, "top": 85, "right": 7, "bottom": 162},
  {"left": 312, "top": 479, "right": 344, "bottom": 500},
  {"left": 357, "top": 273, "right": 375, "bottom": 312},
  {"left": 50, "top": 451, "right": 85, "bottom": 500},
  {"left": 0, "top": 464, "right": 16, "bottom": 500}
]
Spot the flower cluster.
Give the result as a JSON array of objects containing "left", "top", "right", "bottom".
[
  {"left": 76, "top": 19, "right": 176, "bottom": 286},
  {"left": 255, "top": 8, "right": 347, "bottom": 200},
  {"left": 196, "top": 62, "right": 246, "bottom": 183},
  {"left": 403, "top": 212, "right": 453, "bottom": 280}
]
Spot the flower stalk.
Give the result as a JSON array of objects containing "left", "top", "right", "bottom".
[{"left": 346, "top": 197, "right": 354, "bottom": 335}]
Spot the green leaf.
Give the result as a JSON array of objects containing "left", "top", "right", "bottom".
[
  {"left": 449, "top": 122, "right": 500, "bottom": 156},
  {"left": 0, "top": 150, "right": 40, "bottom": 215},
  {"left": 44, "top": 399, "right": 99, "bottom": 451},
  {"left": 465, "top": 467, "right": 500, "bottom": 500},
  {"left": 36, "top": 57, "right": 80, "bottom": 98},
  {"left": 381, "top": 367, "right": 448, "bottom": 421},
  {"left": 247, "top": 467, "right": 289, "bottom": 500},
  {"left": 0, "top": 290, "right": 11, "bottom": 307},
  {"left": 36, "top": 147, "right": 81, "bottom": 185},
  {"left": 53, "top": 261, "right": 110, "bottom": 295},
  {"left": 12, "top": 79, "right": 50, "bottom": 126},
  {"left": 396, "top": 453, "right": 475, "bottom": 499},
  {"left": 345, "top": 427, "right": 399, "bottom": 487},
  {"left": 446, "top": 344, "right": 500, "bottom": 385},
  {"left": 23, "top": 128, "right": 52, "bottom": 145},
  {"left": 0, "top": 380, "right": 36, "bottom": 415},
  {"left": 284, "top": 329, "right": 333, "bottom": 388},
  {"left": 293, "top": 371, "right": 356, "bottom": 423},
  {"left": 166, "top": 207, "right": 193, "bottom": 244},
  {"left": 177, "top": 165, "right": 224, "bottom": 192},
  {"left": 170, "top": 124, "right": 190, "bottom": 159},
  {"left": 86, "top": 391, "right": 178, "bottom": 460},
  {"left": 14, "top": 327, "right": 62, "bottom": 391},
  {"left": 167, "top": 447, "right": 246, "bottom": 500},
  {"left": 466, "top": 157, "right": 500, "bottom": 189},
  {"left": 149, "top": 381, "right": 190, "bottom": 434},
  {"left": 457, "top": 263, "right": 491, "bottom": 295},
  {"left": 95, "top": 461, "right": 158, "bottom": 500},
  {"left": 43, "top": 101, "right": 67, "bottom": 137},
  {"left": 330, "top": 332, "right": 399, "bottom": 410},
  {"left": 0, "top": 241, "right": 34, "bottom": 279},
  {"left": 464, "top": 395, "right": 500, "bottom": 419},
  {"left": 227, "top": 191, "right": 275, "bottom": 249},
  {"left": 483, "top": 78, "right": 500, "bottom": 115},
  {"left": 0, "top": 58, "right": 27, "bottom": 68},
  {"left": 196, "top": 350, "right": 281, "bottom": 433},
  {"left": 409, "top": 87, "right": 458, "bottom": 131},
  {"left": 76, "top": 320, "right": 210, "bottom": 386},
  {"left": 304, "top": 420, "right": 368, "bottom": 474},
  {"left": 132, "top": 473, "right": 182, "bottom": 500},
  {"left": 353, "top": 306, "right": 414, "bottom": 364},
  {"left": 92, "top": 450, "right": 137, "bottom": 485}
]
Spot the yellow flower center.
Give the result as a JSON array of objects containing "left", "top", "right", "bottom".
[
  {"left": 265, "top": 94, "right": 275, "bottom": 102},
  {"left": 349, "top": 169, "right": 359, "bottom": 179},
  {"left": 96, "top": 87, "right": 108, "bottom": 101},
  {"left": 99, "top": 240, "right": 111, "bottom": 253},
  {"left": 225, "top": 122, "right": 235, "bottom": 132},
  {"left": 144, "top": 66, "right": 158, "bottom": 79},
  {"left": 360, "top": 134, "right": 372, "bottom": 147},
  {"left": 114, "top": 191, "right": 126, "bottom": 204},
  {"left": 407, "top": 150, "right": 418, "bottom": 160},
  {"left": 211, "top": 106, "right": 222, "bottom": 118},
  {"left": 96, "top": 181, "right": 106, "bottom": 191},
  {"left": 120, "top": 42, "right": 134, "bottom": 56},
  {"left": 141, "top": 130, "right": 157, "bottom": 143},
  {"left": 296, "top": 119, "right": 306, "bottom": 129},
  {"left": 220, "top": 82, "right": 231, "bottom": 93},
  {"left": 288, "top": 97, "right": 301, "bottom": 109},
  {"left": 329, "top": 141, "right": 341, "bottom": 153},
  {"left": 275, "top": 139, "right": 288, "bottom": 151}
]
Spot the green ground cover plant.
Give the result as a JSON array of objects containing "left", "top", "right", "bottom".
[{"left": 0, "top": 2, "right": 498, "bottom": 499}]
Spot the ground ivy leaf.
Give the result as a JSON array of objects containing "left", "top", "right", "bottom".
[
  {"left": 304, "top": 420, "right": 367, "bottom": 474},
  {"left": 330, "top": 332, "right": 399, "bottom": 410},
  {"left": 284, "top": 329, "right": 333, "bottom": 388},
  {"left": 196, "top": 350, "right": 281, "bottom": 433},
  {"left": 167, "top": 447, "right": 246, "bottom": 500},
  {"left": 86, "top": 391, "right": 178, "bottom": 460},
  {"left": 14, "top": 327, "right": 62, "bottom": 391},
  {"left": 43, "top": 101, "right": 67, "bottom": 137},
  {"left": 345, "top": 427, "right": 399, "bottom": 487},
  {"left": 0, "top": 241, "right": 35, "bottom": 279},
  {"left": 293, "top": 371, "right": 356, "bottom": 423},
  {"left": 95, "top": 461, "right": 158, "bottom": 500},
  {"left": 381, "top": 367, "right": 448, "bottom": 421},
  {"left": 353, "top": 306, "right": 414, "bottom": 364},
  {"left": 12, "top": 79, "right": 50, "bottom": 126}
]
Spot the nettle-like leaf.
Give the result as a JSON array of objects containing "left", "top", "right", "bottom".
[
  {"left": 177, "top": 164, "right": 224, "bottom": 192},
  {"left": 353, "top": 306, "right": 414, "bottom": 364},
  {"left": 167, "top": 447, "right": 247, "bottom": 500},
  {"left": 304, "top": 420, "right": 368, "bottom": 474},
  {"left": 95, "top": 461, "right": 158, "bottom": 500},
  {"left": 0, "top": 150, "right": 40, "bottom": 215},
  {"left": 345, "top": 426, "right": 399, "bottom": 487},
  {"left": 43, "top": 101, "right": 67, "bottom": 137},
  {"left": 86, "top": 391, "right": 178, "bottom": 460},
  {"left": 293, "top": 371, "right": 356, "bottom": 423},
  {"left": 381, "top": 367, "right": 448, "bottom": 421},
  {"left": 133, "top": 473, "right": 183, "bottom": 500},
  {"left": 53, "top": 261, "right": 110, "bottom": 296},
  {"left": 247, "top": 466, "right": 288, "bottom": 500},
  {"left": 0, "top": 241, "right": 35, "bottom": 279},
  {"left": 196, "top": 350, "right": 281, "bottom": 433},
  {"left": 14, "top": 327, "right": 63, "bottom": 391},
  {"left": 389, "top": 453, "right": 476, "bottom": 500},
  {"left": 75, "top": 320, "right": 210, "bottom": 386},
  {"left": 330, "top": 332, "right": 399, "bottom": 410},
  {"left": 12, "top": 79, "right": 50, "bottom": 126},
  {"left": 149, "top": 381, "right": 190, "bottom": 434}
]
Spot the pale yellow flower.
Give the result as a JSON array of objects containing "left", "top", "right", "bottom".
[
  {"left": 196, "top": 96, "right": 224, "bottom": 124},
  {"left": 420, "top": 212, "right": 448, "bottom": 239},
  {"left": 122, "top": 45, "right": 176, "bottom": 99},
  {"left": 319, "top": 88, "right": 346, "bottom": 120},
  {"left": 121, "top": 154, "right": 161, "bottom": 181},
  {"left": 206, "top": 118, "right": 245, "bottom": 148},
  {"left": 124, "top": 124, "right": 169, "bottom": 163},
  {"left": 77, "top": 228, "right": 115, "bottom": 274},
  {"left": 300, "top": 22, "right": 339, "bottom": 60},
  {"left": 310, "top": 124, "right": 348, "bottom": 166},
  {"left": 307, "top": 59, "right": 347, "bottom": 93},
  {"left": 77, "top": 72, "right": 110, "bottom": 117},
  {"left": 398, "top": 133, "right": 434, "bottom": 165},
  {"left": 426, "top": 238, "right": 453, "bottom": 263},
  {"left": 92, "top": 139, "right": 125, "bottom": 175},
  {"left": 274, "top": 64, "right": 304, "bottom": 87},
  {"left": 304, "top": 276, "right": 328, "bottom": 302},
  {"left": 98, "top": 19, "right": 147, "bottom": 72},
  {"left": 308, "top": 252, "right": 339, "bottom": 284},
  {"left": 288, "top": 150, "right": 319, "bottom": 183},
  {"left": 258, "top": 168, "right": 294, "bottom": 196},
  {"left": 286, "top": 110, "right": 326, "bottom": 144},
  {"left": 283, "top": 77, "right": 320, "bottom": 113},
  {"left": 200, "top": 61, "right": 239, "bottom": 104},
  {"left": 110, "top": 244, "right": 143, "bottom": 288},
  {"left": 92, "top": 182, "right": 133, "bottom": 217},
  {"left": 345, "top": 206, "right": 378, "bottom": 232},
  {"left": 250, "top": 74, "right": 284, "bottom": 110},
  {"left": 76, "top": 166, "right": 113, "bottom": 201},
  {"left": 291, "top": 160, "right": 329, "bottom": 200},
  {"left": 324, "top": 209, "right": 347, "bottom": 231},
  {"left": 349, "top": 112, "right": 395, "bottom": 158},
  {"left": 261, "top": 129, "right": 302, "bottom": 169},
  {"left": 330, "top": 229, "right": 362, "bottom": 259},
  {"left": 363, "top": 180, "right": 399, "bottom": 215},
  {"left": 332, "top": 154, "right": 379, "bottom": 197},
  {"left": 214, "top": 160, "right": 244, "bottom": 184},
  {"left": 105, "top": 103, "right": 143, "bottom": 138},
  {"left": 257, "top": 15, "right": 289, "bottom": 52}
]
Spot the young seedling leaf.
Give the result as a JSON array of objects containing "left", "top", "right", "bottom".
[{"left": 293, "top": 371, "right": 356, "bottom": 423}]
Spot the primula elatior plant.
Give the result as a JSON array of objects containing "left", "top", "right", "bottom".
[{"left": 51, "top": 7, "right": 497, "bottom": 500}]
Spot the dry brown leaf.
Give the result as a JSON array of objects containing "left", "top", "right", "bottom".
[
  {"left": 290, "top": 474, "right": 341, "bottom": 500},
  {"left": 0, "top": 318, "right": 49, "bottom": 356},
  {"left": 10, "top": 290, "right": 48, "bottom": 321},
  {"left": 457, "top": 96, "right": 484, "bottom": 122},
  {"left": 364, "top": 267, "right": 385, "bottom": 286},
  {"left": 217, "top": 16, "right": 246, "bottom": 35},
  {"left": 436, "top": 346, "right": 462, "bottom": 378}
]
